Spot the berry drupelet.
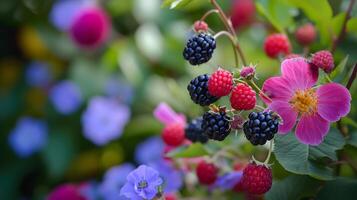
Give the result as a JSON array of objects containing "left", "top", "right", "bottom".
[
  {"left": 185, "top": 117, "right": 209, "bottom": 143},
  {"left": 243, "top": 111, "right": 279, "bottom": 145},
  {"left": 183, "top": 33, "right": 216, "bottom": 65},
  {"left": 202, "top": 111, "right": 231, "bottom": 141},
  {"left": 187, "top": 74, "right": 219, "bottom": 106}
]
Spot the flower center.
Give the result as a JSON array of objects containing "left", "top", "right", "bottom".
[
  {"left": 137, "top": 180, "right": 148, "bottom": 190},
  {"left": 289, "top": 89, "right": 318, "bottom": 114}
]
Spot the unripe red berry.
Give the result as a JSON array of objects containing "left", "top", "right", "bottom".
[
  {"left": 230, "top": 83, "right": 256, "bottom": 110},
  {"left": 196, "top": 160, "right": 218, "bottom": 185},
  {"left": 230, "top": 0, "right": 256, "bottom": 30},
  {"left": 240, "top": 66, "right": 255, "bottom": 80},
  {"left": 263, "top": 34, "right": 291, "bottom": 58},
  {"left": 193, "top": 21, "right": 208, "bottom": 32},
  {"left": 162, "top": 123, "right": 185, "bottom": 146},
  {"left": 208, "top": 69, "right": 233, "bottom": 97},
  {"left": 241, "top": 163, "right": 272, "bottom": 195},
  {"left": 311, "top": 50, "right": 334, "bottom": 73},
  {"left": 295, "top": 23, "right": 316, "bottom": 46}
]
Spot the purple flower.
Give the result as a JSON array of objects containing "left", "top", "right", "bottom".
[
  {"left": 49, "top": 80, "right": 82, "bottom": 115},
  {"left": 214, "top": 171, "right": 242, "bottom": 190},
  {"left": 135, "top": 137, "right": 164, "bottom": 165},
  {"left": 149, "top": 160, "right": 182, "bottom": 193},
  {"left": 25, "top": 61, "right": 52, "bottom": 88},
  {"left": 50, "top": 0, "right": 86, "bottom": 31},
  {"left": 120, "top": 165, "right": 163, "bottom": 200},
  {"left": 105, "top": 78, "right": 134, "bottom": 104},
  {"left": 8, "top": 117, "right": 48, "bottom": 157},
  {"left": 81, "top": 96, "right": 130, "bottom": 145},
  {"left": 99, "top": 163, "right": 135, "bottom": 200}
]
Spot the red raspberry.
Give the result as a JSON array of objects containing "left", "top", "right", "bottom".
[
  {"left": 230, "top": 83, "right": 256, "bottom": 110},
  {"left": 193, "top": 21, "right": 208, "bottom": 32},
  {"left": 165, "top": 194, "right": 177, "bottom": 200},
  {"left": 162, "top": 123, "right": 185, "bottom": 146},
  {"left": 208, "top": 69, "right": 233, "bottom": 97},
  {"left": 295, "top": 23, "right": 316, "bottom": 46},
  {"left": 311, "top": 50, "right": 334, "bottom": 73},
  {"left": 241, "top": 163, "right": 272, "bottom": 195},
  {"left": 263, "top": 34, "right": 291, "bottom": 58},
  {"left": 196, "top": 160, "right": 218, "bottom": 185},
  {"left": 231, "top": 0, "right": 256, "bottom": 30},
  {"left": 232, "top": 161, "right": 247, "bottom": 192}
]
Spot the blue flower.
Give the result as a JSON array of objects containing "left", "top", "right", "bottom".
[
  {"left": 50, "top": 80, "right": 82, "bottom": 115},
  {"left": 8, "top": 117, "right": 48, "bottom": 157},
  {"left": 135, "top": 137, "right": 164, "bottom": 164},
  {"left": 50, "top": 0, "right": 85, "bottom": 31},
  {"left": 214, "top": 171, "right": 243, "bottom": 190},
  {"left": 105, "top": 78, "right": 134, "bottom": 105},
  {"left": 120, "top": 165, "right": 163, "bottom": 200},
  {"left": 25, "top": 61, "right": 52, "bottom": 88},
  {"left": 149, "top": 160, "right": 182, "bottom": 193},
  {"left": 99, "top": 163, "right": 135, "bottom": 200},
  {"left": 81, "top": 96, "right": 130, "bottom": 145}
]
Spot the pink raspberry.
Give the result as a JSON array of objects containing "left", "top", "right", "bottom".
[
  {"left": 263, "top": 34, "right": 291, "bottom": 58},
  {"left": 311, "top": 50, "right": 334, "bottom": 73},
  {"left": 295, "top": 23, "right": 316, "bottom": 46},
  {"left": 230, "top": 0, "right": 256, "bottom": 30},
  {"left": 241, "top": 163, "right": 272, "bottom": 195}
]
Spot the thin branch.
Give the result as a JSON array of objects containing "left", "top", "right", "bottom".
[
  {"left": 346, "top": 63, "right": 357, "bottom": 90},
  {"left": 214, "top": 31, "right": 239, "bottom": 66},
  {"left": 200, "top": 9, "right": 219, "bottom": 21}
]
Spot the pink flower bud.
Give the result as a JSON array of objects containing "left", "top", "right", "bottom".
[{"left": 240, "top": 66, "right": 255, "bottom": 79}]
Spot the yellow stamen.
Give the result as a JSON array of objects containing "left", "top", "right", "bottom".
[{"left": 289, "top": 89, "right": 318, "bottom": 115}]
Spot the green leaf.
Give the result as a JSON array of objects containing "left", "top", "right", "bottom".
[
  {"left": 256, "top": 2, "right": 285, "bottom": 33},
  {"left": 274, "top": 129, "right": 345, "bottom": 180},
  {"left": 161, "top": 0, "right": 206, "bottom": 9},
  {"left": 342, "top": 117, "right": 357, "bottom": 129},
  {"left": 330, "top": 55, "right": 349, "bottom": 80},
  {"left": 332, "top": 13, "right": 346, "bottom": 36},
  {"left": 167, "top": 143, "right": 209, "bottom": 158},
  {"left": 266, "top": 175, "right": 321, "bottom": 200},
  {"left": 316, "top": 177, "right": 357, "bottom": 200},
  {"left": 347, "top": 132, "right": 357, "bottom": 147},
  {"left": 347, "top": 17, "right": 357, "bottom": 34}
]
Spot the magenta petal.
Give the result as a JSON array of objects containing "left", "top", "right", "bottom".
[
  {"left": 261, "top": 76, "right": 294, "bottom": 104},
  {"left": 270, "top": 101, "right": 297, "bottom": 134},
  {"left": 316, "top": 83, "right": 351, "bottom": 122},
  {"left": 295, "top": 114, "right": 329, "bottom": 145},
  {"left": 281, "top": 58, "right": 318, "bottom": 90},
  {"left": 153, "top": 102, "right": 185, "bottom": 125}
]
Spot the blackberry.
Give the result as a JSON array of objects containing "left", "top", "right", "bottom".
[
  {"left": 187, "top": 74, "right": 219, "bottom": 106},
  {"left": 183, "top": 33, "right": 216, "bottom": 65},
  {"left": 243, "top": 111, "right": 279, "bottom": 145},
  {"left": 185, "top": 117, "right": 208, "bottom": 143},
  {"left": 202, "top": 111, "right": 231, "bottom": 141}
]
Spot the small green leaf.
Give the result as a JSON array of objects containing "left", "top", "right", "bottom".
[
  {"left": 309, "top": 130, "right": 345, "bottom": 160},
  {"left": 161, "top": 0, "right": 205, "bottom": 9},
  {"left": 342, "top": 117, "right": 357, "bottom": 129},
  {"left": 316, "top": 177, "right": 357, "bottom": 200},
  {"left": 347, "top": 17, "right": 357, "bottom": 34},
  {"left": 256, "top": 2, "right": 285, "bottom": 33},
  {"left": 167, "top": 143, "right": 209, "bottom": 158},
  {"left": 330, "top": 55, "right": 349, "bottom": 80},
  {"left": 266, "top": 175, "right": 321, "bottom": 200},
  {"left": 332, "top": 13, "right": 346, "bottom": 36}
]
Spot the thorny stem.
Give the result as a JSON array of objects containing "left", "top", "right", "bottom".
[
  {"left": 214, "top": 31, "right": 239, "bottom": 67},
  {"left": 264, "top": 139, "right": 274, "bottom": 165},
  {"left": 331, "top": 0, "right": 356, "bottom": 53},
  {"left": 210, "top": 0, "right": 247, "bottom": 66},
  {"left": 200, "top": 9, "right": 219, "bottom": 21}
]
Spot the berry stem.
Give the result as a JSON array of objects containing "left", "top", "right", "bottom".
[
  {"left": 264, "top": 139, "right": 274, "bottom": 165},
  {"left": 200, "top": 9, "right": 219, "bottom": 21},
  {"left": 247, "top": 80, "right": 273, "bottom": 103},
  {"left": 213, "top": 31, "right": 240, "bottom": 67},
  {"left": 210, "top": 0, "right": 247, "bottom": 66},
  {"left": 325, "top": 74, "right": 333, "bottom": 83}
]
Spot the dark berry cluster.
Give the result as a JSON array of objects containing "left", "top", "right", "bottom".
[
  {"left": 202, "top": 111, "right": 231, "bottom": 141},
  {"left": 183, "top": 33, "right": 216, "bottom": 65},
  {"left": 243, "top": 111, "right": 279, "bottom": 145},
  {"left": 185, "top": 117, "right": 208, "bottom": 143},
  {"left": 187, "top": 74, "right": 219, "bottom": 106}
]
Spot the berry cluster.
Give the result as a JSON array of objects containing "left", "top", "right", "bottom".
[{"left": 183, "top": 33, "right": 216, "bottom": 65}]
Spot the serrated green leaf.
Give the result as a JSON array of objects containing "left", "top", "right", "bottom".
[
  {"left": 167, "top": 143, "right": 209, "bottom": 158},
  {"left": 309, "top": 130, "right": 345, "bottom": 160},
  {"left": 316, "top": 177, "right": 357, "bottom": 200},
  {"left": 266, "top": 175, "right": 321, "bottom": 200},
  {"left": 161, "top": 0, "right": 205, "bottom": 9}
]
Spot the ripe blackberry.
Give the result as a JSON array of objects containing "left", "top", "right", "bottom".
[
  {"left": 183, "top": 33, "right": 216, "bottom": 65},
  {"left": 185, "top": 117, "right": 209, "bottom": 143},
  {"left": 202, "top": 111, "right": 231, "bottom": 141},
  {"left": 187, "top": 74, "right": 219, "bottom": 106},
  {"left": 243, "top": 111, "right": 279, "bottom": 145}
]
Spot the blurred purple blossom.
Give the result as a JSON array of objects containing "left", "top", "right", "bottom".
[
  {"left": 120, "top": 165, "right": 163, "bottom": 200},
  {"left": 8, "top": 117, "right": 48, "bottom": 157},
  {"left": 50, "top": 80, "right": 82, "bottom": 115},
  {"left": 105, "top": 78, "right": 134, "bottom": 104},
  {"left": 99, "top": 163, "right": 135, "bottom": 200},
  {"left": 81, "top": 96, "right": 130, "bottom": 145},
  {"left": 135, "top": 136, "right": 164, "bottom": 165},
  {"left": 50, "top": 0, "right": 86, "bottom": 31},
  {"left": 214, "top": 171, "right": 243, "bottom": 190},
  {"left": 149, "top": 160, "right": 182, "bottom": 193},
  {"left": 153, "top": 102, "right": 186, "bottom": 126},
  {"left": 79, "top": 181, "right": 99, "bottom": 200},
  {"left": 25, "top": 61, "right": 52, "bottom": 88}
]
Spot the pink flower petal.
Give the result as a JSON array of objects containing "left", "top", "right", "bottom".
[
  {"left": 261, "top": 76, "right": 294, "bottom": 104},
  {"left": 316, "top": 83, "right": 351, "bottom": 122},
  {"left": 281, "top": 58, "right": 318, "bottom": 90},
  {"left": 153, "top": 102, "right": 185, "bottom": 125},
  {"left": 295, "top": 114, "right": 329, "bottom": 145},
  {"left": 270, "top": 101, "right": 297, "bottom": 134}
]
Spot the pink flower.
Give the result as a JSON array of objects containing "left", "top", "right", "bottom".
[
  {"left": 153, "top": 102, "right": 186, "bottom": 125},
  {"left": 261, "top": 58, "right": 351, "bottom": 145}
]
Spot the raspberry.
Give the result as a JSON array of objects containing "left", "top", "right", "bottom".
[
  {"left": 165, "top": 194, "right": 177, "bottom": 200},
  {"left": 230, "top": 83, "right": 256, "bottom": 110},
  {"left": 208, "top": 69, "right": 233, "bottom": 97},
  {"left": 193, "top": 21, "right": 208, "bottom": 32},
  {"left": 241, "top": 163, "right": 272, "bottom": 195},
  {"left": 243, "top": 111, "right": 279, "bottom": 145},
  {"left": 196, "top": 160, "right": 218, "bottom": 185},
  {"left": 295, "top": 23, "right": 316, "bottom": 46},
  {"left": 202, "top": 111, "right": 231, "bottom": 141},
  {"left": 183, "top": 33, "right": 216, "bottom": 65},
  {"left": 187, "top": 74, "right": 219, "bottom": 106},
  {"left": 231, "top": 0, "right": 256, "bottom": 30},
  {"left": 311, "top": 50, "right": 334, "bottom": 73},
  {"left": 240, "top": 66, "right": 255, "bottom": 80},
  {"left": 185, "top": 117, "right": 208, "bottom": 143},
  {"left": 263, "top": 34, "right": 291, "bottom": 58},
  {"left": 162, "top": 122, "right": 185, "bottom": 146}
]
